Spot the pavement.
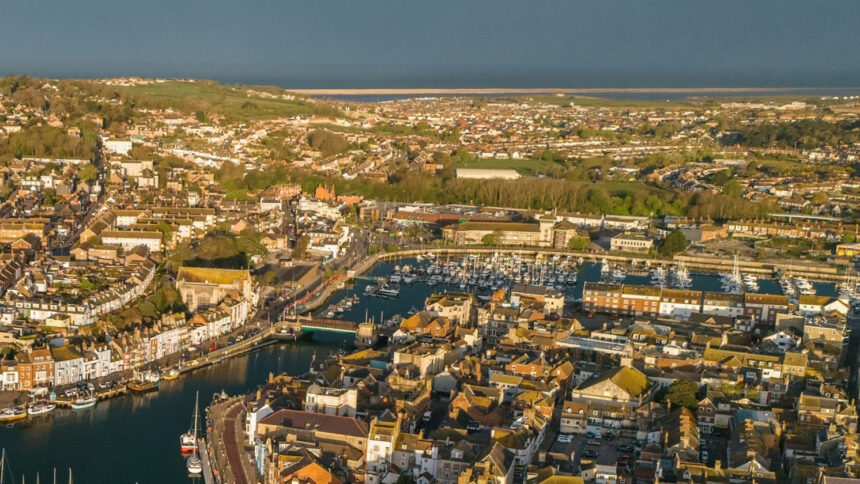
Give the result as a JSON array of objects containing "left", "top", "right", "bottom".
[{"left": 209, "top": 399, "right": 255, "bottom": 484}]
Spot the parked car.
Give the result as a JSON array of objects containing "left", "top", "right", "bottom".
[
  {"left": 616, "top": 444, "right": 635, "bottom": 454},
  {"left": 582, "top": 449, "right": 598, "bottom": 459},
  {"left": 556, "top": 434, "right": 572, "bottom": 443}
]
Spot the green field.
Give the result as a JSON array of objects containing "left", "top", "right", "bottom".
[
  {"left": 119, "top": 81, "right": 340, "bottom": 120},
  {"left": 453, "top": 157, "right": 565, "bottom": 175}
]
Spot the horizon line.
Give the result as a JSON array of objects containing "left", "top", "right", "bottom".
[{"left": 288, "top": 86, "right": 860, "bottom": 96}]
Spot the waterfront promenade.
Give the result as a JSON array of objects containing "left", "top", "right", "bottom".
[{"left": 208, "top": 397, "right": 253, "bottom": 484}]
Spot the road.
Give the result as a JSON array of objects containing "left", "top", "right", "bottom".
[{"left": 209, "top": 399, "right": 251, "bottom": 484}]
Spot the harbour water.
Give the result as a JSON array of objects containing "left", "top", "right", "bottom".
[
  {"left": 0, "top": 335, "right": 349, "bottom": 483},
  {"left": 0, "top": 256, "right": 837, "bottom": 482}
]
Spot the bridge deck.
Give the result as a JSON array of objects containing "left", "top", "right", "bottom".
[{"left": 301, "top": 318, "right": 359, "bottom": 333}]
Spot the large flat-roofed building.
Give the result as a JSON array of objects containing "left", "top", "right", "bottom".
[
  {"left": 176, "top": 266, "right": 254, "bottom": 312},
  {"left": 455, "top": 168, "right": 520, "bottom": 180},
  {"left": 610, "top": 233, "right": 654, "bottom": 252},
  {"left": 100, "top": 230, "right": 163, "bottom": 252},
  {"left": 442, "top": 218, "right": 577, "bottom": 248},
  {"left": 443, "top": 221, "right": 542, "bottom": 246}
]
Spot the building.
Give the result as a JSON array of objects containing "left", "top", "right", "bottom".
[
  {"left": 442, "top": 219, "right": 580, "bottom": 249},
  {"left": 659, "top": 289, "right": 703, "bottom": 319},
  {"left": 743, "top": 293, "right": 790, "bottom": 325},
  {"left": 610, "top": 233, "right": 654, "bottom": 252},
  {"left": 619, "top": 285, "right": 662, "bottom": 317},
  {"left": 304, "top": 384, "right": 358, "bottom": 417},
  {"left": 103, "top": 139, "right": 133, "bottom": 156},
  {"left": 455, "top": 168, "right": 520, "bottom": 180},
  {"left": 702, "top": 292, "right": 745, "bottom": 318},
  {"left": 176, "top": 267, "right": 254, "bottom": 312},
  {"left": 100, "top": 230, "right": 163, "bottom": 252},
  {"left": 14, "top": 347, "right": 54, "bottom": 390},
  {"left": 570, "top": 366, "right": 653, "bottom": 407},
  {"left": 510, "top": 284, "right": 565, "bottom": 316},
  {"left": 835, "top": 243, "right": 860, "bottom": 258},
  {"left": 581, "top": 282, "right": 623, "bottom": 315}
]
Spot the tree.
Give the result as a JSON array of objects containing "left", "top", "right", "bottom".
[
  {"left": 811, "top": 192, "right": 828, "bottom": 204},
  {"left": 841, "top": 231, "right": 857, "bottom": 244},
  {"left": 154, "top": 222, "right": 173, "bottom": 244},
  {"left": 80, "top": 278, "right": 95, "bottom": 291},
  {"left": 481, "top": 233, "right": 497, "bottom": 246},
  {"left": 659, "top": 230, "right": 687, "bottom": 256},
  {"left": 659, "top": 380, "right": 699, "bottom": 410},
  {"left": 77, "top": 163, "right": 99, "bottom": 182},
  {"left": 292, "top": 235, "right": 309, "bottom": 260},
  {"left": 568, "top": 236, "right": 591, "bottom": 251},
  {"left": 308, "top": 130, "right": 348, "bottom": 156}
]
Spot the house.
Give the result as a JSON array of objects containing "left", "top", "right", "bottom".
[
  {"left": 570, "top": 366, "right": 652, "bottom": 407},
  {"left": 510, "top": 285, "right": 564, "bottom": 316},
  {"left": 449, "top": 384, "right": 506, "bottom": 428},
  {"left": 51, "top": 345, "right": 84, "bottom": 386},
  {"left": 14, "top": 347, "right": 54, "bottom": 389},
  {"left": 304, "top": 384, "right": 358, "bottom": 417}
]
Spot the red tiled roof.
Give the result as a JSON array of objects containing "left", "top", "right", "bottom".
[{"left": 259, "top": 409, "right": 368, "bottom": 438}]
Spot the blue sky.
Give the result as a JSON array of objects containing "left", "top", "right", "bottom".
[{"left": 1, "top": 0, "right": 858, "bottom": 88}]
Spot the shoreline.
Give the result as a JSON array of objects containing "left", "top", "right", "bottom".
[{"left": 291, "top": 86, "right": 860, "bottom": 97}]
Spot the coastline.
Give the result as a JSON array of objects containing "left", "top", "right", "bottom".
[{"left": 291, "top": 86, "right": 860, "bottom": 97}]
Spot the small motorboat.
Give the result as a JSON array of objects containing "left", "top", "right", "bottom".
[
  {"left": 27, "top": 402, "right": 57, "bottom": 416},
  {"left": 162, "top": 368, "right": 180, "bottom": 381},
  {"left": 187, "top": 455, "right": 203, "bottom": 474},
  {"left": 0, "top": 407, "right": 27, "bottom": 422},
  {"left": 71, "top": 395, "right": 97, "bottom": 410}
]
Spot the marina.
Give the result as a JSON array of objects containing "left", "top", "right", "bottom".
[{"left": 315, "top": 255, "right": 841, "bottom": 326}]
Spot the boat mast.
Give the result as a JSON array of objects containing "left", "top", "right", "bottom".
[
  {"left": 192, "top": 391, "right": 200, "bottom": 454},
  {"left": 1, "top": 448, "right": 5, "bottom": 484}
]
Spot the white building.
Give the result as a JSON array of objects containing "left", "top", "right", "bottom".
[
  {"left": 304, "top": 384, "right": 358, "bottom": 418},
  {"left": 104, "top": 139, "right": 133, "bottom": 156},
  {"left": 455, "top": 168, "right": 520, "bottom": 180},
  {"left": 100, "top": 230, "right": 163, "bottom": 252},
  {"left": 658, "top": 289, "right": 702, "bottom": 320}
]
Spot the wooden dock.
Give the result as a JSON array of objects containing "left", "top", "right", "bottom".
[
  {"left": 54, "top": 385, "right": 128, "bottom": 407},
  {"left": 199, "top": 437, "right": 215, "bottom": 484}
]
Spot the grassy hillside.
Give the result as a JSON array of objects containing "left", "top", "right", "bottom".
[{"left": 118, "top": 80, "right": 341, "bottom": 121}]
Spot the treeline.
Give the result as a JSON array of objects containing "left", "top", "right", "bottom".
[
  {"left": 724, "top": 119, "right": 860, "bottom": 150},
  {"left": 1, "top": 76, "right": 135, "bottom": 132},
  {"left": 0, "top": 125, "right": 97, "bottom": 160},
  {"left": 214, "top": 160, "right": 774, "bottom": 220},
  {"left": 308, "top": 129, "right": 349, "bottom": 156}
]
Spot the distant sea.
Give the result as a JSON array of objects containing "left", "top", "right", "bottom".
[{"left": 314, "top": 88, "right": 860, "bottom": 103}]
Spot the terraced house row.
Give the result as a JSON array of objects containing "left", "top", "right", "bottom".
[{"left": 580, "top": 282, "right": 848, "bottom": 326}]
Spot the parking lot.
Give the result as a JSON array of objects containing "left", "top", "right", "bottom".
[{"left": 550, "top": 433, "right": 633, "bottom": 467}]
